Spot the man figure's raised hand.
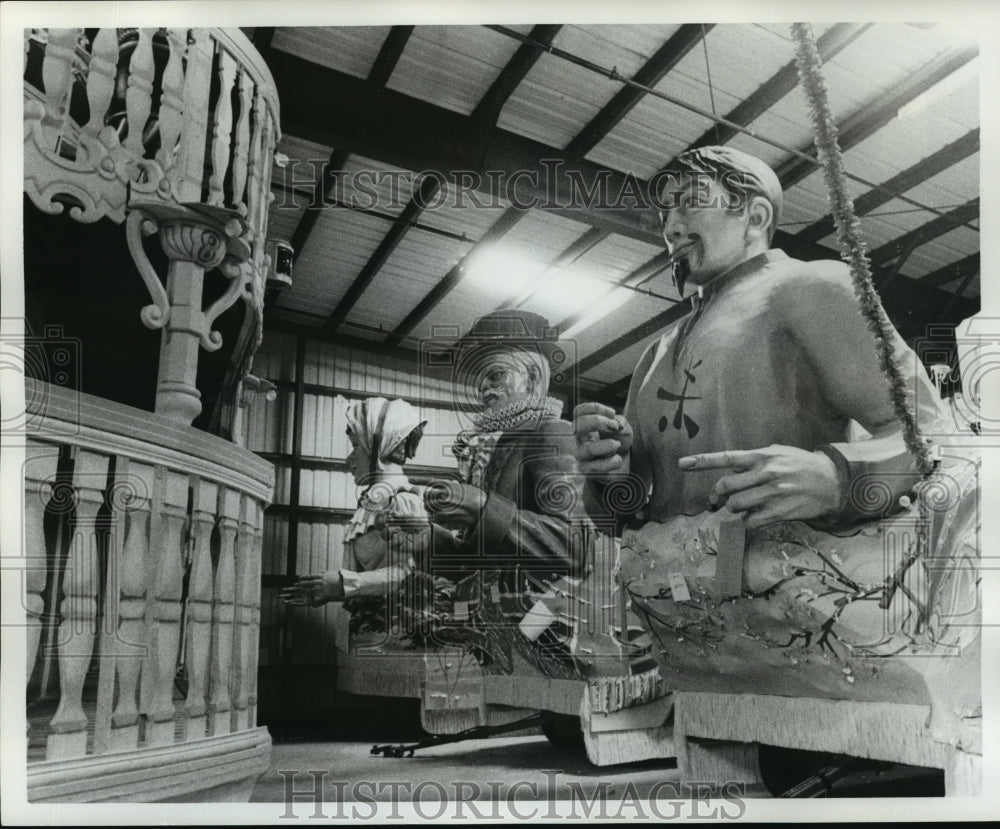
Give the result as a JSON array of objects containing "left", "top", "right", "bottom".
[{"left": 574, "top": 402, "right": 634, "bottom": 479}]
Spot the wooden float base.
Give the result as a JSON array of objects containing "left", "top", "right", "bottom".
[{"left": 336, "top": 651, "right": 979, "bottom": 794}]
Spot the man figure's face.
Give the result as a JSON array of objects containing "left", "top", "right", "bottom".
[
  {"left": 474, "top": 350, "right": 535, "bottom": 412},
  {"left": 660, "top": 173, "right": 755, "bottom": 286}
]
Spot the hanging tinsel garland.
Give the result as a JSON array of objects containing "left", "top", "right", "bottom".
[{"left": 790, "top": 22, "right": 935, "bottom": 476}]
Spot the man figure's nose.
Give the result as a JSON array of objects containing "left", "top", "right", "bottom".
[{"left": 662, "top": 212, "right": 687, "bottom": 243}]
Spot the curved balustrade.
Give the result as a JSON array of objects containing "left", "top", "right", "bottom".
[
  {"left": 23, "top": 379, "right": 273, "bottom": 802},
  {"left": 24, "top": 27, "right": 281, "bottom": 425},
  {"left": 23, "top": 27, "right": 279, "bottom": 237}
]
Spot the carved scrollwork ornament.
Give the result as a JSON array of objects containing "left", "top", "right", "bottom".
[
  {"left": 125, "top": 210, "right": 171, "bottom": 330},
  {"left": 157, "top": 221, "right": 227, "bottom": 269},
  {"left": 125, "top": 200, "right": 252, "bottom": 350}
]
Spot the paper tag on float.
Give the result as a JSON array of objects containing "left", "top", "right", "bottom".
[
  {"left": 490, "top": 585, "right": 501, "bottom": 605},
  {"left": 453, "top": 600, "right": 469, "bottom": 620},
  {"left": 668, "top": 572, "right": 691, "bottom": 602},
  {"left": 519, "top": 600, "right": 556, "bottom": 641}
]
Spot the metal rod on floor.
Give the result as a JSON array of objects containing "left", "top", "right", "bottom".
[{"left": 371, "top": 713, "right": 545, "bottom": 758}]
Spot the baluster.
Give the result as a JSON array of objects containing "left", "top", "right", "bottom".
[
  {"left": 230, "top": 68, "right": 253, "bottom": 214},
  {"left": 244, "top": 86, "right": 265, "bottom": 248},
  {"left": 142, "top": 466, "right": 187, "bottom": 746},
  {"left": 250, "top": 103, "right": 278, "bottom": 296},
  {"left": 208, "top": 46, "right": 237, "bottom": 206},
  {"left": 40, "top": 28, "right": 82, "bottom": 141},
  {"left": 155, "top": 27, "right": 187, "bottom": 172},
  {"left": 184, "top": 476, "right": 218, "bottom": 741},
  {"left": 82, "top": 28, "right": 117, "bottom": 138},
  {"left": 232, "top": 495, "right": 256, "bottom": 731},
  {"left": 109, "top": 459, "right": 154, "bottom": 752},
  {"left": 243, "top": 87, "right": 267, "bottom": 306},
  {"left": 123, "top": 28, "right": 155, "bottom": 158},
  {"left": 90, "top": 458, "right": 139, "bottom": 754},
  {"left": 23, "top": 442, "right": 61, "bottom": 687},
  {"left": 170, "top": 28, "right": 213, "bottom": 202},
  {"left": 47, "top": 450, "right": 106, "bottom": 761},
  {"left": 257, "top": 104, "right": 277, "bottom": 237},
  {"left": 37, "top": 452, "right": 75, "bottom": 702},
  {"left": 248, "top": 500, "right": 264, "bottom": 727},
  {"left": 210, "top": 487, "right": 240, "bottom": 735}
]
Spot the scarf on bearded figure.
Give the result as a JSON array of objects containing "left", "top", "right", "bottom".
[{"left": 452, "top": 395, "right": 565, "bottom": 487}]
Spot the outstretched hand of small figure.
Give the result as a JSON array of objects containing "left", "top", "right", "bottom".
[{"left": 279, "top": 571, "right": 345, "bottom": 606}]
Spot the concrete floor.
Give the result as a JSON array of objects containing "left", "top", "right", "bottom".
[
  {"left": 251, "top": 734, "right": 946, "bottom": 815},
  {"left": 250, "top": 735, "right": 721, "bottom": 817}
]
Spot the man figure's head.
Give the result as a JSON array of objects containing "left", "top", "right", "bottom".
[
  {"left": 454, "top": 310, "right": 556, "bottom": 415},
  {"left": 655, "top": 147, "right": 783, "bottom": 288}
]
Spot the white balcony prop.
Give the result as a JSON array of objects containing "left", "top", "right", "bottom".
[
  {"left": 24, "top": 380, "right": 274, "bottom": 801},
  {"left": 24, "top": 27, "right": 280, "bottom": 425},
  {"left": 22, "top": 26, "right": 279, "bottom": 802}
]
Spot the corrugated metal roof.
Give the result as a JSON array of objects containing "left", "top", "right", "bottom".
[
  {"left": 569, "top": 291, "right": 676, "bottom": 367},
  {"left": 416, "top": 187, "right": 511, "bottom": 238},
  {"left": 338, "top": 153, "right": 415, "bottom": 218},
  {"left": 388, "top": 26, "right": 524, "bottom": 115},
  {"left": 272, "top": 26, "right": 391, "bottom": 78},
  {"left": 582, "top": 336, "right": 662, "bottom": 385},
  {"left": 263, "top": 21, "right": 980, "bottom": 401},
  {"left": 412, "top": 293, "right": 501, "bottom": 345},
  {"left": 666, "top": 25, "right": 791, "bottom": 114},
  {"left": 496, "top": 25, "right": 681, "bottom": 149},
  {"left": 266, "top": 189, "right": 307, "bottom": 249},
  {"left": 411, "top": 210, "right": 591, "bottom": 334},
  {"left": 572, "top": 232, "right": 666, "bottom": 281},
  {"left": 796, "top": 150, "right": 979, "bottom": 275},
  {"left": 271, "top": 134, "right": 335, "bottom": 193},
  {"left": 348, "top": 230, "right": 473, "bottom": 331},
  {"left": 904, "top": 154, "right": 979, "bottom": 218},
  {"left": 586, "top": 92, "right": 715, "bottom": 179},
  {"left": 279, "top": 210, "right": 396, "bottom": 317},
  {"left": 903, "top": 225, "right": 982, "bottom": 277}
]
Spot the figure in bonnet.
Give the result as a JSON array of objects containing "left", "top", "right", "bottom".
[{"left": 280, "top": 396, "right": 430, "bottom": 606}]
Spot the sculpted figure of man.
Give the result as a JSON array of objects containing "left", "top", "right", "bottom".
[{"left": 575, "top": 146, "right": 946, "bottom": 530}]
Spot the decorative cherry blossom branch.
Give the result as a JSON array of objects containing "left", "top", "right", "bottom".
[{"left": 790, "top": 22, "right": 934, "bottom": 475}]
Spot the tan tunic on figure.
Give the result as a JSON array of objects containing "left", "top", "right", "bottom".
[{"left": 625, "top": 249, "right": 949, "bottom": 525}]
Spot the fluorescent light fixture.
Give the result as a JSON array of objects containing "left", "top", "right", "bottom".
[
  {"left": 897, "top": 57, "right": 979, "bottom": 120},
  {"left": 561, "top": 286, "right": 633, "bottom": 340},
  {"left": 463, "top": 247, "right": 632, "bottom": 338},
  {"left": 530, "top": 268, "right": 619, "bottom": 316},
  {"left": 463, "top": 247, "right": 544, "bottom": 296}
]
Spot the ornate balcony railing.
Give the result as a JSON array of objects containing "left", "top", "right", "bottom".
[
  {"left": 23, "top": 27, "right": 281, "bottom": 426},
  {"left": 24, "top": 380, "right": 273, "bottom": 802}
]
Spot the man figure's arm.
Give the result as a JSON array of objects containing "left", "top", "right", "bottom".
[
  {"left": 574, "top": 340, "right": 656, "bottom": 525},
  {"left": 683, "top": 263, "right": 945, "bottom": 529},
  {"left": 781, "top": 263, "right": 945, "bottom": 524},
  {"left": 425, "top": 421, "right": 589, "bottom": 575}
]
